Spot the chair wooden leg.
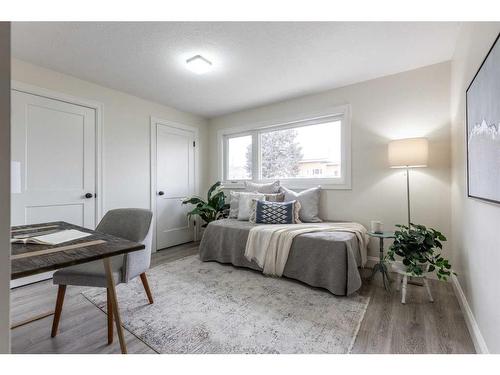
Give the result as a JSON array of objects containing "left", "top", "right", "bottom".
[
  {"left": 140, "top": 273, "right": 154, "bottom": 304},
  {"left": 107, "top": 288, "right": 114, "bottom": 345},
  {"left": 51, "top": 285, "right": 67, "bottom": 337}
]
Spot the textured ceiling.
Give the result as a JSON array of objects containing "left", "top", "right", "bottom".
[{"left": 12, "top": 22, "right": 461, "bottom": 118}]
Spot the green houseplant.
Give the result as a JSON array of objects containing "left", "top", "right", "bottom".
[
  {"left": 182, "top": 181, "right": 229, "bottom": 227},
  {"left": 385, "top": 223, "right": 455, "bottom": 280}
]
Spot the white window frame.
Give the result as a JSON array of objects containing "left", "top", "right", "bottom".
[
  {"left": 222, "top": 130, "right": 255, "bottom": 182},
  {"left": 217, "top": 105, "right": 351, "bottom": 190}
]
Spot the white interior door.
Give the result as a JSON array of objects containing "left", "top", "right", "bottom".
[
  {"left": 11, "top": 90, "right": 97, "bottom": 228},
  {"left": 155, "top": 123, "right": 195, "bottom": 250}
]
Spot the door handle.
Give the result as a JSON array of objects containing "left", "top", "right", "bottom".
[
  {"left": 158, "top": 191, "right": 165, "bottom": 196},
  {"left": 84, "top": 193, "right": 94, "bottom": 199}
]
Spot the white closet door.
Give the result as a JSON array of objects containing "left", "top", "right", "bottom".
[
  {"left": 11, "top": 90, "right": 97, "bottom": 228},
  {"left": 155, "top": 123, "right": 195, "bottom": 250}
]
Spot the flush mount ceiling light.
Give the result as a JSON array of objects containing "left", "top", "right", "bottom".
[{"left": 186, "top": 54, "right": 212, "bottom": 74}]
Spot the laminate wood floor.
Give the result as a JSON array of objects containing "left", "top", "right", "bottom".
[{"left": 10, "top": 242, "right": 475, "bottom": 354}]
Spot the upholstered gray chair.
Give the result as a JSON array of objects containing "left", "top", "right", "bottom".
[{"left": 50, "top": 208, "right": 154, "bottom": 344}]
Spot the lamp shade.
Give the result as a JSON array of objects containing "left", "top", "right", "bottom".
[{"left": 388, "top": 137, "right": 428, "bottom": 168}]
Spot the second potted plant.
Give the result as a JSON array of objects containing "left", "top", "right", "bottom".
[
  {"left": 182, "top": 181, "right": 229, "bottom": 230},
  {"left": 386, "top": 223, "right": 454, "bottom": 280}
]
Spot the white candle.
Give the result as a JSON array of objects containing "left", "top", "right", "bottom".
[{"left": 371, "top": 220, "right": 383, "bottom": 233}]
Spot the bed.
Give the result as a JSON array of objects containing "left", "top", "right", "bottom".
[{"left": 198, "top": 219, "right": 365, "bottom": 296}]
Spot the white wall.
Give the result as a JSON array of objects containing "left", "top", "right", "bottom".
[
  {"left": 209, "top": 62, "right": 452, "bottom": 259},
  {"left": 0, "top": 22, "right": 11, "bottom": 353},
  {"left": 11, "top": 59, "right": 209, "bottom": 219},
  {"left": 450, "top": 23, "right": 500, "bottom": 354}
]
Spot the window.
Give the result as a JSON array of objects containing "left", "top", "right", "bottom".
[
  {"left": 220, "top": 107, "right": 350, "bottom": 189},
  {"left": 260, "top": 121, "right": 341, "bottom": 180},
  {"left": 226, "top": 134, "right": 252, "bottom": 180}
]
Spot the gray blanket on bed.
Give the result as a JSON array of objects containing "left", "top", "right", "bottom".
[{"left": 198, "top": 219, "right": 363, "bottom": 296}]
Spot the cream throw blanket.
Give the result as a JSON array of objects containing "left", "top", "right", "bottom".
[{"left": 244, "top": 223, "right": 368, "bottom": 277}]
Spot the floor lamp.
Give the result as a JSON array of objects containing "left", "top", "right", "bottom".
[{"left": 388, "top": 138, "right": 429, "bottom": 228}]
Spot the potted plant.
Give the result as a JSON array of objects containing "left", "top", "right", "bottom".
[
  {"left": 182, "top": 181, "right": 229, "bottom": 228},
  {"left": 385, "top": 223, "right": 454, "bottom": 280}
]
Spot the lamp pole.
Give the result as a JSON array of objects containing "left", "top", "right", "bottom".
[
  {"left": 406, "top": 166, "right": 411, "bottom": 228},
  {"left": 406, "top": 166, "right": 422, "bottom": 286}
]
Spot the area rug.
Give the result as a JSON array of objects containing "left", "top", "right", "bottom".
[{"left": 82, "top": 255, "right": 369, "bottom": 353}]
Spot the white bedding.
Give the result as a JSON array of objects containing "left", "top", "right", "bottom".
[{"left": 244, "top": 222, "right": 368, "bottom": 277}]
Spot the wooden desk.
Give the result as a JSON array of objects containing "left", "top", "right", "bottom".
[{"left": 11, "top": 221, "right": 145, "bottom": 354}]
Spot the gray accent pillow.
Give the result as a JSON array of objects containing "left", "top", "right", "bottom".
[
  {"left": 281, "top": 186, "right": 322, "bottom": 222},
  {"left": 244, "top": 180, "right": 280, "bottom": 194}
]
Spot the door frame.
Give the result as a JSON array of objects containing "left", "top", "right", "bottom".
[
  {"left": 11, "top": 81, "right": 104, "bottom": 225},
  {"left": 150, "top": 116, "right": 200, "bottom": 252}
]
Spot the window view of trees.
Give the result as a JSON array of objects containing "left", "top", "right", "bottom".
[
  {"left": 245, "top": 129, "right": 303, "bottom": 179},
  {"left": 225, "top": 120, "right": 342, "bottom": 181}
]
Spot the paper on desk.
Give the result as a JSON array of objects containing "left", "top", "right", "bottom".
[{"left": 11, "top": 229, "right": 92, "bottom": 245}]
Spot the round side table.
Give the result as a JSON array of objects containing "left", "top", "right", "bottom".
[{"left": 368, "top": 231, "right": 395, "bottom": 291}]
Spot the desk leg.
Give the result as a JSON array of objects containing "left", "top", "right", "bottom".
[{"left": 103, "top": 258, "right": 127, "bottom": 354}]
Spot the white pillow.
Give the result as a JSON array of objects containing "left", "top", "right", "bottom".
[
  {"left": 245, "top": 180, "right": 280, "bottom": 194},
  {"left": 228, "top": 191, "right": 241, "bottom": 218},
  {"left": 237, "top": 192, "right": 265, "bottom": 221},
  {"left": 229, "top": 191, "right": 285, "bottom": 218},
  {"left": 281, "top": 186, "right": 322, "bottom": 222}
]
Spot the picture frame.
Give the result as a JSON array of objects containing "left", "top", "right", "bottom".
[{"left": 466, "top": 32, "right": 500, "bottom": 204}]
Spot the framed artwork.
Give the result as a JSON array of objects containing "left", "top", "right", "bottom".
[{"left": 466, "top": 33, "right": 500, "bottom": 204}]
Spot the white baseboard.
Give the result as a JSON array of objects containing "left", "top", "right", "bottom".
[
  {"left": 10, "top": 271, "right": 54, "bottom": 288},
  {"left": 451, "top": 274, "right": 489, "bottom": 354},
  {"left": 365, "top": 256, "right": 402, "bottom": 271},
  {"left": 366, "top": 255, "right": 378, "bottom": 268}
]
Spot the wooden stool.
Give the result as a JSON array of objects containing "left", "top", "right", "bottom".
[{"left": 392, "top": 263, "right": 434, "bottom": 304}]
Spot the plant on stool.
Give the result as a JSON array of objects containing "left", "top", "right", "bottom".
[{"left": 386, "top": 223, "right": 455, "bottom": 303}]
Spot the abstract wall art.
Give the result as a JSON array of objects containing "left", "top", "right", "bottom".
[{"left": 466, "top": 33, "right": 500, "bottom": 204}]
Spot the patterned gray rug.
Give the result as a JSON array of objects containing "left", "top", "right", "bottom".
[{"left": 82, "top": 256, "right": 369, "bottom": 353}]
